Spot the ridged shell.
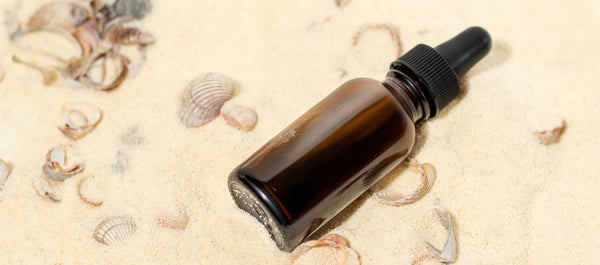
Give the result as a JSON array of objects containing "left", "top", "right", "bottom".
[
  {"left": 114, "top": 0, "right": 153, "bottom": 20},
  {"left": 58, "top": 103, "right": 102, "bottom": 140},
  {"left": 222, "top": 106, "right": 258, "bottom": 132},
  {"left": 103, "top": 16, "right": 155, "bottom": 45},
  {"left": 94, "top": 215, "right": 137, "bottom": 245},
  {"left": 156, "top": 210, "right": 189, "bottom": 230},
  {"left": 27, "top": 2, "right": 92, "bottom": 32},
  {"left": 43, "top": 144, "right": 86, "bottom": 181},
  {"left": 179, "top": 72, "right": 234, "bottom": 127}
]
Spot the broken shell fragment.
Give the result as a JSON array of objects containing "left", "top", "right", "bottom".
[
  {"left": 534, "top": 119, "right": 566, "bottom": 145},
  {"left": 114, "top": 0, "right": 153, "bottom": 20},
  {"left": 156, "top": 210, "right": 190, "bottom": 230},
  {"left": 58, "top": 103, "right": 102, "bottom": 140},
  {"left": 290, "top": 233, "right": 360, "bottom": 265},
  {"left": 32, "top": 176, "right": 61, "bottom": 202},
  {"left": 0, "top": 159, "right": 10, "bottom": 201},
  {"left": 353, "top": 23, "right": 402, "bottom": 58},
  {"left": 179, "top": 72, "right": 234, "bottom": 127},
  {"left": 335, "top": 0, "right": 352, "bottom": 7},
  {"left": 79, "top": 51, "right": 130, "bottom": 91},
  {"left": 374, "top": 158, "right": 436, "bottom": 206},
  {"left": 103, "top": 16, "right": 155, "bottom": 45},
  {"left": 77, "top": 175, "right": 103, "bottom": 206},
  {"left": 43, "top": 144, "right": 86, "bottom": 181},
  {"left": 27, "top": 2, "right": 93, "bottom": 32},
  {"left": 93, "top": 215, "right": 137, "bottom": 245},
  {"left": 222, "top": 106, "right": 258, "bottom": 132},
  {"left": 425, "top": 205, "right": 456, "bottom": 263}
]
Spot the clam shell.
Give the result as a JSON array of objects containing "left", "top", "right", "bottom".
[
  {"left": 58, "top": 103, "right": 102, "bottom": 140},
  {"left": 32, "top": 176, "right": 61, "bottom": 202},
  {"left": 103, "top": 16, "right": 155, "bottom": 45},
  {"left": 179, "top": 72, "right": 234, "bottom": 127},
  {"left": 222, "top": 106, "right": 258, "bottom": 132},
  {"left": 43, "top": 144, "right": 86, "bottom": 181},
  {"left": 156, "top": 210, "right": 189, "bottom": 230},
  {"left": 27, "top": 2, "right": 93, "bottom": 32},
  {"left": 114, "top": 0, "right": 153, "bottom": 20},
  {"left": 93, "top": 215, "right": 137, "bottom": 245}
]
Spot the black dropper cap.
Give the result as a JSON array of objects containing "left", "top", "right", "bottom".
[{"left": 390, "top": 26, "right": 492, "bottom": 117}]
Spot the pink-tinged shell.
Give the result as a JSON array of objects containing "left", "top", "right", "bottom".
[
  {"left": 222, "top": 106, "right": 258, "bottom": 132},
  {"left": 534, "top": 119, "right": 566, "bottom": 145},
  {"left": 103, "top": 16, "right": 155, "bottom": 45},
  {"left": 43, "top": 144, "right": 86, "bottom": 181},
  {"left": 179, "top": 72, "right": 234, "bottom": 127},
  {"left": 93, "top": 215, "right": 137, "bottom": 245},
  {"left": 27, "top": 2, "right": 93, "bottom": 32},
  {"left": 58, "top": 103, "right": 102, "bottom": 140},
  {"left": 289, "top": 233, "right": 360, "bottom": 265},
  {"left": 156, "top": 210, "right": 189, "bottom": 230}
]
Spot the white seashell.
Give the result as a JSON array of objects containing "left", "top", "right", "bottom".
[
  {"left": 58, "top": 103, "right": 102, "bottom": 140},
  {"left": 77, "top": 175, "right": 103, "bottom": 206},
  {"left": 0, "top": 159, "right": 10, "bottom": 201},
  {"left": 534, "top": 119, "right": 566, "bottom": 145},
  {"left": 103, "top": 16, "right": 155, "bottom": 45},
  {"left": 11, "top": 25, "right": 84, "bottom": 62},
  {"left": 79, "top": 51, "right": 130, "bottom": 91},
  {"left": 27, "top": 2, "right": 92, "bottom": 32},
  {"left": 156, "top": 209, "right": 189, "bottom": 230},
  {"left": 43, "top": 144, "right": 86, "bottom": 181},
  {"left": 353, "top": 23, "right": 402, "bottom": 58},
  {"left": 32, "top": 176, "right": 61, "bottom": 202},
  {"left": 289, "top": 233, "right": 360, "bottom": 265},
  {"left": 374, "top": 158, "right": 436, "bottom": 206},
  {"left": 179, "top": 72, "right": 234, "bottom": 127},
  {"left": 425, "top": 205, "right": 456, "bottom": 263},
  {"left": 222, "top": 106, "right": 258, "bottom": 132},
  {"left": 93, "top": 215, "right": 137, "bottom": 245}
]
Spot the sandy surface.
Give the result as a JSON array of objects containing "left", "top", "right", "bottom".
[{"left": 0, "top": 0, "right": 599, "bottom": 264}]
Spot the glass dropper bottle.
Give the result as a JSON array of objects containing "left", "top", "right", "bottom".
[{"left": 228, "top": 26, "right": 492, "bottom": 251}]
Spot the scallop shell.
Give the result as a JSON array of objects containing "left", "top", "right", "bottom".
[
  {"left": 289, "top": 233, "right": 360, "bottom": 265},
  {"left": 0, "top": 159, "right": 10, "bottom": 201},
  {"left": 32, "top": 176, "right": 61, "bottom": 202},
  {"left": 43, "top": 144, "right": 86, "bottom": 181},
  {"left": 156, "top": 210, "right": 189, "bottom": 230},
  {"left": 222, "top": 106, "right": 258, "bottom": 132},
  {"left": 103, "top": 16, "right": 155, "bottom": 45},
  {"left": 58, "top": 103, "right": 102, "bottom": 140},
  {"left": 114, "top": 0, "right": 153, "bottom": 20},
  {"left": 93, "top": 215, "right": 137, "bottom": 245},
  {"left": 179, "top": 72, "right": 234, "bottom": 127},
  {"left": 27, "top": 2, "right": 93, "bottom": 32}
]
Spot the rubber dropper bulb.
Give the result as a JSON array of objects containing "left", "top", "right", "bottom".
[{"left": 435, "top": 26, "right": 492, "bottom": 78}]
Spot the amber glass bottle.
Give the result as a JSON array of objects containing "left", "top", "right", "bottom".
[{"left": 229, "top": 27, "right": 492, "bottom": 251}]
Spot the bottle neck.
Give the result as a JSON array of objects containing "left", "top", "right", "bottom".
[{"left": 382, "top": 69, "right": 431, "bottom": 122}]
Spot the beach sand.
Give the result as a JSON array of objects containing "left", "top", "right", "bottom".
[{"left": 0, "top": 0, "right": 599, "bottom": 264}]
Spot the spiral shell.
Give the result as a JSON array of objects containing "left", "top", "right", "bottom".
[
  {"left": 27, "top": 2, "right": 93, "bottom": 32},
  {"left": 179, "top": 72, "right": 234, "bottom": 127},
  {"left": 103, "top": 16, "right": 155, "bottom": 45},
  {"left": 222, "top": 106, "right": 258, "bottom": 132},
  {"left": 93, "top": 215, "right": 137, "bottom": 245},
  {"left": 43, "top": 144, "right": 86, "bottom": 181}
]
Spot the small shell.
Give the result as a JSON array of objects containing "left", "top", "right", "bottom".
[
  {"left": 77, "top": 175, "right": 103, "bottom": 206},
  {"left": 222, "top": 106, "right": 258, "bottom": 132},
  {"left": 425, "top": 205, "right": 456, "bottom": 263},
  {"left": 534, "top": 119, "right": 566, "bottom": 145},
  {"left": 0, "top": 159, "right": 10, "bottom": 201},
  {"left": 58, "top": 103, "right": 102, "bottom": 140},
  {"left": 93, "top": 215, "right": 137, "bottom": 245},
  {"left": 156, "top": 210, "right": 189, "bottom": 230},
  {"left": 179, "top": 72, "right": 234, "bottom": 127},
  {"left": 374, "top": 158, "right": 436, "bottom": 206},
  {"left": 27, "top": 2, "right": 93, "bottom": 31},
  {"left": 103, "top": 16, "right": 155, "bottom": 45},
  {"left": 11, "top": 25, "right": 84, "bottom": 62},
  {"left": 79, "top": 51, "right": 130, "bottom": 91},
  {"left": 72, "top": 19, "right": 101, "bottom": 57},
  {"left": 32, "top": 176, "right": 61, "bottom": 202},
  {"left": 290, "top": 233, "right": 360, "bottom": 265},
  {"left": 353, "top": 23, "right": 402, "bottom": 58},
  {"left": 335, "top": 0, "right": 352, "bottom": 7},
  {"left": 114, "top": 0, "right": 153, "bottom": 20},
  {"left": 43, "top": 144, "right": 86, "bottom": 181}
]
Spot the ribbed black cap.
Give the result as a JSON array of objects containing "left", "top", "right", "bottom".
[{"left": 390, "top": 27, "right": 491, "bottom": 117}]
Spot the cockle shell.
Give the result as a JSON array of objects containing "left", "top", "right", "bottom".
[
  {"left": 0, "top": 159, "right": 10, "bottom": 201},
  {"left": 43, "top": 144, "right": 86, "bottom": 181},
  {"left": 27, "top": 2, "right": 93, "bottom": 32},
  {"left": 114, "top": 0, "right": 153, "bottom": 20},
  {"left": 179, "top": 72, "right": 234, "bottom": 127},
  {"left": 93, "top": 215, "right": 137, "bottom": 245},
  {"left": 156, "top": 209, "right": 190, "bottom": 230},
  {"left": 32, "top": 176, "right": 61, "bottom": 202},
  {"left": 103, "top": 16, "right": 155, "bottom": 45},
  {"left": 58, "top": 103, "right": 102, "bottom": 140},
  {"left": 289, "top": 233, "right": 360, "bottom": 265},
  {"left": 222, "top": 106, "right": 258, "bottom": 132}
]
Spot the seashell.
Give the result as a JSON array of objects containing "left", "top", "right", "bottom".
[
  {"left": 93, "top": 215, "right": 137, "bottom": 245},
  {"left": 27, "top": 2, "right": 93, "bottom": 32},
  {"left": 534, "top": 119, "right": 566, "bottom": 145},
  {"left": 222, "top": 106, "right": 258, "bottom": 132},
  {"left": 114, "top": 0, "right": 153, "bottom": 20},
  {"left": 103, "top": 16, "right": 155, "bottom": 45},
  {"left": 353, "top": 23, "right": 402, "bottom": 58},
  {"left": 156, "top": 209, "right": 189, "bottom": 230},
  {"left": 0, "top": 159, "right": 10, "bottom": 201},
  {"left": 11, "top": 25, "right": 84, "bottom": 62},
  {"left": 289, "top": 233, "right": 360, "bottom": 265},
  {"left": 77, "top": 175, "right": 103, "bottom": 206},
  {"left": 425, "top": 205, "right": 456, "bottom": 263},
  {"left": 43, "top": 144, "right": 86, "bottom": 181},
  {"left": 179, "top": 72, "right": 234, "bottom": 127},
  {"left": 374, "top": 158, "right": 436, "bottom": 206},
  {"left": 58, "top": 103, "right": 102, "bottom": 140},
  {"left": 72, "top": 19, "right": 101, "bottom": 57},
  {"left": 32, "top": 176, "right": 61, "bottom": 202},
  {"left": 12, "top": 55, "right": 59, "bottom": 86},
  {"left": 335, "top": 0, "right": 352, "bottom": 7},
  {"left": 79, "top": 51, "right": 130, "bottom": 91}
]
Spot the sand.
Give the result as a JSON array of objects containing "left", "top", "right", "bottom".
[{"left": 0, "top": 0, "right": 599, "bottom": 264}]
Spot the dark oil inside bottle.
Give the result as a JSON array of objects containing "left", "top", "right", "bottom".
[{"left": 230, "top": 77, "right": 416, "bottom": 250}]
